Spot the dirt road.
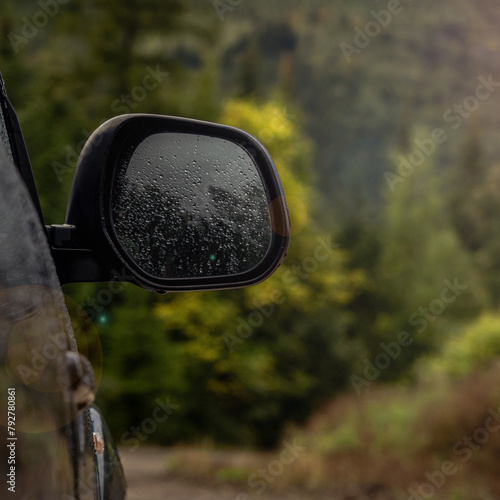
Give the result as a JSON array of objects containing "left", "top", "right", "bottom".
[
  {"left": 119, "top": 446, "right": 394, "bottom": 500},
  {"left": 120, "top": 446, "right": 328, "bottom": 500}
]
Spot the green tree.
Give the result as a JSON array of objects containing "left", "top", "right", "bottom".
[
  {"left": 450, "top": 129, "right": 500, "bottom": 306},
  {"left": 372, "top": 129, "right": 485, "bottom": 374}
]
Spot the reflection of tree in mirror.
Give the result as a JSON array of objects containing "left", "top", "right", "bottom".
[{"left": 111, "top": 171, "right": 271, "bottom": 279}]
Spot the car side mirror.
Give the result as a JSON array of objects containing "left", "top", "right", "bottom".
[{"left": 48, "top": 114, "right": 290, "bottom": 292}]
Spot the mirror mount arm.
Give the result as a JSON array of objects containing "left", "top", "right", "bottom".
[
  {"left": 46, "top": 224, "right": 122, "bottom": 285},
  {"left": 46, "top": 224, "right": 84, "bottom": 249}
]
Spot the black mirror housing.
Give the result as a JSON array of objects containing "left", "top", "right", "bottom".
[{"left": 52, "top": 114, "right": 290, "bottom": 292}]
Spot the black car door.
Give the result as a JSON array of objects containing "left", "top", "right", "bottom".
[{"left": 0, "top": 74, "right": 125, "bottom": 499}]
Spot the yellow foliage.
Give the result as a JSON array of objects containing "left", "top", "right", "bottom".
[
  {"left": 155, "top": 292, "right": 239, "bottom": 364},
  {"left": 418, "top": 313, "right": 500, "bottom": 379},
  {"left": 221, "top": 98, "right": 312, "bottom": 237}
]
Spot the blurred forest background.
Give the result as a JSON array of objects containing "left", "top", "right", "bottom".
[{"left": 3, "top": 0, "right": 500, "bottom": 498}]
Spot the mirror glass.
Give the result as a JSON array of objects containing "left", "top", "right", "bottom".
[{"left": 111, "top": 132, "right": 273, "bottom": 279}]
